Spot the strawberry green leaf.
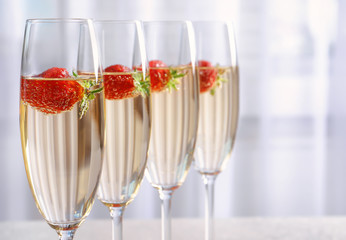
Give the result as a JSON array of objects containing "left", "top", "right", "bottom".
[
  {"left": 209, "top": 67, "right": 228, "bottom": 95},
  {"left": 210, "top": 88, "right": 216, "bottom": 96},
  {"left": 132, "top": 72, "right": 150, "bottom": 97},
  {"left": 167, "top": 68, "right": 185, "bottom": 92},
  {"left": 73, "top": 71, "right": 104, "bottom": 119}
]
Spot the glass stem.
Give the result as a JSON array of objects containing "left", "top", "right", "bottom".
[
  {"left": 110, "top": 206, "right": 125, "bottom": 240},
  {"left": 57, "top": 230, "right": 76, "bottom": 240},
  {"left": 202, "top": 174, "right": 217, "bottom": 240},
  {"left": 159, "top": 189, "right": 173, "bottom": 240}
]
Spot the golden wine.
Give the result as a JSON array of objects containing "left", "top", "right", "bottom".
[
  {"left": 20, "top": 77, "right": 104, "bottom": 231},
  {"left": 194, "top": 66, "right": 239, "bottom": 175},
  {"left": 146, "top": 66, "right": 198, "bottom": 190},
  {"left": 98, "top": 72, "right": 150, "bottom": 207}
]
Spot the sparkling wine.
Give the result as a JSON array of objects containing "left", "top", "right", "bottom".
[
  {"left": 98, "top": 72, "right": 150, "bottom": 207},
  {"left": 20, "top": 77, "right": 104, "bottom": 230},
  {"left": 194, "top": 66, "right": 239, "bottom": 175},
  {"left": 146, "top": 66, "right": 198, "bottom": 190}
]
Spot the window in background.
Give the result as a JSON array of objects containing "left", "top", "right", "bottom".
[{"left": 231, "top": 0, "right": 337, "bottom": 216}]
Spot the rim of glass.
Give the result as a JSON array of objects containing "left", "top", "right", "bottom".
[
  {"left": 94, "top": 20, "right": 140, "bottom": 24},
  {"left": 192, "top": 20, "right": 234, "bottom": 25},
  {"left": 143, "top": 20, "right": 192, "bottom": 25},
  {"left": 26, "top": 18, "right": 92, "bottom": 23}
]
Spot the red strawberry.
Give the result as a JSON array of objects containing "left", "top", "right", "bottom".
[
  {"left": 105, "top": 64, "right": 131, "bottom": 73},
  {"left": 104, "top": 64, "right": 137, "bottom": 100},
  {"left": 198, "top": 60, "right": 217, "bottom": 93},
  {"left": 149, "top": 60, "right": 171, "bottom": 92},
  {"left": 37, "top": 67, "right": 70, "bottom": 78},
  {"left": 21, "top": 67, "right": 84, "bottom": 114}
]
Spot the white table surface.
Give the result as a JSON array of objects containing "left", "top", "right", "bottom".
[{"left": 2, "top": 217, "right": 346, "bottom": 239}]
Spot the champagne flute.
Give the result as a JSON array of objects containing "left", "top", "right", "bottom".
[
  {"left": 193, "top": 21, "right": 239, "bottom": 240},
  {"left": 95, "top": 20, "right": 150, "bottom": 240},
  {"left": 20, "top": 18, "right": 104, "bottom": 240},
  {"left": 143, "top": 21, "right": 199, "bottom": 240}
]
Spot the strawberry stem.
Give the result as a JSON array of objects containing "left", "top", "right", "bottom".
[
  {"left": 79, "top": 95, "right": 89, "bottom": 118},
  {"left": 89, "top": 87, "right": 104, "bottom": 95}
]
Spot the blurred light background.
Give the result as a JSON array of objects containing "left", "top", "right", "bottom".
[{"left": 1, "top": 0, "right": 345, "bottom": 221}]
